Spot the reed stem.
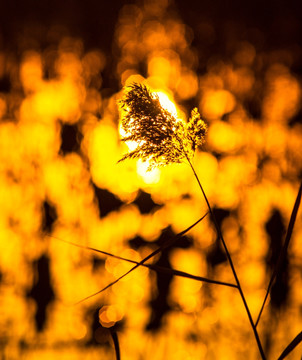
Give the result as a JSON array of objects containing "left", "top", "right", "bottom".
[{"left": 186, "top": 157, "right": 266, "bottom": 360}]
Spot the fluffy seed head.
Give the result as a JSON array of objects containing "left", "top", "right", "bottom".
[{"left": 118, "top": 83, "right": 207, "bottom": 170}]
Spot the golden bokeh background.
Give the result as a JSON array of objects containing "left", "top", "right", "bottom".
[{"left": 0, "top": 0, "right": 301, "bottom": 359}]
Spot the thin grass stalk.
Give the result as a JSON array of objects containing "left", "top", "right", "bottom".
[
  {"left": 277, "top": 331, "right": 302, "bottom": 360},
  {"left": 50, "top": 234, "right": 237, "bottom": 289},
  {"left": 255, "top": 181, "right": 302, "bottom": 328},
  {"left": 186, "top": 156, "right": 266, "bottom": 360},
  {"left": 118, "top": 83, "right": 266, "bottom": 358},
  {"left": 110, "top": 330, "right": 121, "bottom": 360},
  {"left": 74, "top": 213, "right": 208, "bottom": 304}
]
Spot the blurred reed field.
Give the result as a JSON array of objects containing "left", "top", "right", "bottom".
[{"left": 0, "top": 0, "right": 302, "bottom": 359}]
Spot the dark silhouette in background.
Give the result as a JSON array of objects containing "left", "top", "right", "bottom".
[{"left": 27, "top": 254, "right": 55, "bottom": 332}]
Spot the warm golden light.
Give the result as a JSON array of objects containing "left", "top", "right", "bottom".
[
  {"left": 0, "top": 0, "right": 301, "bottom": 359},
  {"left": 156, "top": 90, "right": 178, "bottom": 118},
  {"left": 136, "top": 159, "right": 161, "bottom": 184}
]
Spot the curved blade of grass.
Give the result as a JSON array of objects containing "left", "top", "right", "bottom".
[
  {"left": 71, "top": 213, "right": 208, "bottom": 304},
  {"left": 277, "top": 331, "right": 302, "bottom": 360},
  {"left": 256, "top": 181, "right": 302, "bottom": 327},
  {"left": 110, "top": 330, "right": 121, "bottom": 360},
  {"left": 49, "top": 232, "right": 237, "bottom": 289},
  {"left": 147, "top": 264, "right": 237, "bottom": 288}
]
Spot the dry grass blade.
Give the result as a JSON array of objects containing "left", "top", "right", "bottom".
[
  {"left": 49, "top": 230, "right": 237, "bottom": 289},
  {"left": 147, "top": 264, "right": 237, "bottom": 288},
  {"left": 277, "top": 331, "right": 302, "bottom": 360},
  {"left": 65, "top": 213, "right": 209, "bottom": 304},
  {"left": 256, "top": 181, "right": 302, "bottom": 327}
]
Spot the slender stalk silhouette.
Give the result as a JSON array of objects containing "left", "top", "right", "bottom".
[
  {"left": 186, "top": 155, "right": 266, "bottom": 360},
  {"left": 118, "top": 82, "right": 266, "bottom": 359}
]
